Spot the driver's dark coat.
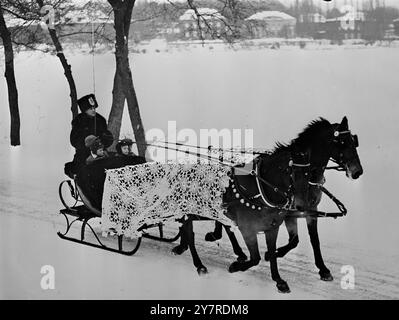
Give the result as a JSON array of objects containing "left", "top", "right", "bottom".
[{"left": 70, "top": 112, "right": 113, "bottom": 169}]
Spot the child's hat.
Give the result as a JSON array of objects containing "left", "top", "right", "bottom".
[
  {"left": 85, "top": 135, "right": 103, "bottom": 152},
  {"left": 116, "top": 138, "right": 133, "bottom": 154},
  {"left": 85, "top": 135, "right": 98, "bottom": 147}
]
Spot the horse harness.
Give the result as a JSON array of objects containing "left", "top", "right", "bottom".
[
  {"left": 226, "top": 145, "right": 348, "bottom": 218},
  {"left": 227, "top": 153, "right": 311, "bottom": 211}
]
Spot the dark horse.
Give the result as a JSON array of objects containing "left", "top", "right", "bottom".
[
  {"left": 199, "top": 116, "right": 363, "bottom": 292},
  {"left": 172, "top": 140, "right": 313, "bottom": 293},
  {"left": 174, "top": 116, "right": 363, "bottom": 293},
  {"left": 262, "top": 116, "right": 363, "bottom": 281}
]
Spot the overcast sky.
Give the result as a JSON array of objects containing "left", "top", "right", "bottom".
[
  {"left": 72, "top": 0, "right": 399, "bottom": 9},
  {"left": 279, "top": 0, "right": 399, "bottom": 9}
]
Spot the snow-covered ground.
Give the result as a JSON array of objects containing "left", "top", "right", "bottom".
[{"left": 1, "top": 45, "right": 399, "bottom": 299}]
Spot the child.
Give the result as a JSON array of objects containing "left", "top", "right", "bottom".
[
  {"left": 85, "top": 135, "right": 109, "bottom": 165},
  {"left": 116, "top": 138, "right": 146, "bottom": 166},
  {"left": 116, "top": 138, "right": 134, "bottom": 156}
]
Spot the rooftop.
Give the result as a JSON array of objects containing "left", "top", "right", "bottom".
[
  {"left": 179, "top": 8, "right": 225, "bottom": 21},
  {"left": 326, "top": 11, "right": 365, "bottom": 22},
  {"left": 246, "top": 11, "right": 296, "bottom": 21}
]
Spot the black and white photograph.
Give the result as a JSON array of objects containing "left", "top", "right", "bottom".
[{"left": 1, "top": 0, "right": 398, "bottom": 302}]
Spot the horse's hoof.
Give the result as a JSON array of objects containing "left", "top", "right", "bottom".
[
  {"left": 171, "top": 245, "right": 188, "bottom": 255},
  {"left": 228, "top": 261, "right": 241, "bottom": 273},
  {"left": 197, "top": 266, "right": 208, "bottom": 276},
  {"left": 277, "top": 281, "right": 291, "bottom": 294},
  {"left": 320, "top": 272, "right": 334, "bottom": 281},
  {"left": 205, "top": 232, "right": 222, "bottom": 242},
  {"left": 237, "top": 255, "right": 247, "bottom": 263}
]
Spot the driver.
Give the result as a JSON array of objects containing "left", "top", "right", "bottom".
[{"left": 68, "top": 94, "right": 113, "bottom": 175}]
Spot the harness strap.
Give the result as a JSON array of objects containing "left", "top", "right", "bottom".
[
  {"left": 253, "top": 158, "right": 289, "bottom": 209},
  {"left": 320, "top": 185, "right": 347, "bottom": 216},
  {"left": 308, "top": 181, "right": 347, "bottom": 216},
  {"left": 229, "top": 171, "right": 263, "bottom": 211},
  {"left": 326, "top": 158, "right": 346, "bottom": 171},
  {"left": 290, "top": 162, "right": 310, "bottom": 167},
  {"left": 334, "top": 130, "right": 351, "bottom": 137}
]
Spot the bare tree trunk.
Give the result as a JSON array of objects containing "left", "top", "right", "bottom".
[
  {"left": 107, "top": 70, "right": 125, "bottom": 150},
  {"left": 0, "top": 6, "right": 20, "bottom": 146},
  {"left": 36, "top": 0, "right": 78, "bottom": 119},
  {"left": 124, "top": 70, "right": 147, "bottom": 157},
  {"left": 108, "top": 0, "right": 147, "bottom": 157}
]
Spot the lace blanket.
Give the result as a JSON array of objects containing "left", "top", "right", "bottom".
[{"left": 101, "top": 162, "right": 233, "bottom": 238}]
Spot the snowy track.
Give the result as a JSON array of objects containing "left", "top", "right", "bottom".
[{"left": 1, "top": 181, "right": 398, "bottom": 299}]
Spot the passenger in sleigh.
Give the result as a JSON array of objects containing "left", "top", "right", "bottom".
[
  {"left": 75, "top": 136, "right": 113, "bottom": 210},
  {"left": 76, "top": 138, "right": 146, "bottom": 211},
  {"left": 85, "top": 135, "right": 109, "bottom": 165},
  {"left": 115, "top": 138, "right": 146, "bottom": 166}
]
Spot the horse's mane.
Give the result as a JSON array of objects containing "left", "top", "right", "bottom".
[{"left": 271, "top": 117, "right": 332, "bottom": 155}]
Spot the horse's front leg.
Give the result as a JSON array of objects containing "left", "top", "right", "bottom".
[
  {"left": 223, "top": 225, "right": 247, "bottom": 262},
  {"left": 228, "top": 228, "right": 260, "bottom": 273},
  {"left": 265, "top": 216, "right": 299, "bottom": 261},
  {"left": 306, "top": 216, "right": 333, "bottom": 281},
  {"left": 265, "top": 227, "right": 290, "bottom": 293}
]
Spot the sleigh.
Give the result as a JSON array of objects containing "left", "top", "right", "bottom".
[
  {"left": 57, "top": 136, "right": 349, "bottom": 257},
  {"left": 57, "top": 177, "right": 181, "bottom": 255},
  {"left": 57, "top": 156, "right": 347, "bottom": 256}
]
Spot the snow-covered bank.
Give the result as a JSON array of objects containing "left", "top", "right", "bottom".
[{"left": 4, "top": 38, "right": 399, "bottom": 58}]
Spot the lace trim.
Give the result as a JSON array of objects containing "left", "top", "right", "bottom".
[{"left": 101, "top": 162, "right": 233, "bottom": 238}]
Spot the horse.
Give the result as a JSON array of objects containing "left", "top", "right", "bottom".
[
  {"left": 203, "top": 116, "right": 363, "bottom": 291},
  {"left": 172, "top": 144, "right": 312, "bottom": 293},
  {"left": 174, "top": 116, "right": 363, "bottom": 293},
  {"left": 261, "top": 116, "right": 363, "bottom": 281}
]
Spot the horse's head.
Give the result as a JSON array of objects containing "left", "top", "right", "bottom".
[{"left": 330, "top": 116, "right": 363, "bottom": 180}]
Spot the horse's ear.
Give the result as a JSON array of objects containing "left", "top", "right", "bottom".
[{"left": 340, "top": 116, "right": 348, "bottom": 130}]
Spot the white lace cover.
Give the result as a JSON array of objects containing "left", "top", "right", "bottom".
[{"left": 101, "top": 162, "right": 233, "bottom": 238}]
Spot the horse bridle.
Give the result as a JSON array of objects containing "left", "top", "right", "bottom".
[
  {"left": 304, "top": 129, "right": 358, "bottom": 216},
  {"left": 326, "top": 129, "right": 359, "bottom": 172}
]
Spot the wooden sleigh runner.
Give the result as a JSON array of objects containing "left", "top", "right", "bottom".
[{"left": 57, "top": 178, "right": 181, "bottom": 255}]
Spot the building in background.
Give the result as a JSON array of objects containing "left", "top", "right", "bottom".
[
  {"left": 61, "top": 6, "right": 115, "bottom": 44},
  {"left": 297, "top": 12, "right": 326, "bottom": 38},
  {"left": 244, "top": 11, "right": 296, "bottom": 38},
  {"left": 322, "top": 10, "right": 367, "bottom": 40},
  {"left": 176, "top": 8, "right": 228, "bottom": 40}
]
